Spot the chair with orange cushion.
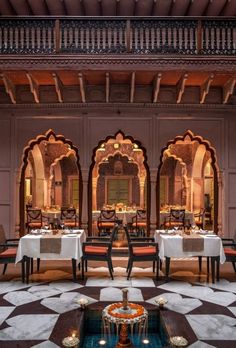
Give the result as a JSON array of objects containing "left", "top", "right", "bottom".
[
  {"left": 0, "top": 224, "right": 20, "bottom": 275},
  {"left": 124, "top": 226, "right": 159, "bottom": 280},
  {"left": 60, "top": 207, "right": 78, "bottom": 228},
  {"left": 97, "top": 209, "right": 118, "bottom": 236},
  {"left": 131, "top": 209, "right": 147, "bottom": 236},
  {"left": 26, "top": 208, "right": 45, "bottom": 233},
  {"left": 163, "top": 209, "right": 186, "bottom": 229},
  {"left": 81, "top": 224, "right": 119, "bottom": 280},
  {"left": 222, "top": 238, "right": 236, "bottom": 272}
]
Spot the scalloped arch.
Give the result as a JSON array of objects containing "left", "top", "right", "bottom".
[
  {"left": 19, "top": 129, "right": 82, "bottom": 235},
  {"left": 88, "top": 130, "right": 150, "bottom": 236},
  {"left": 157, "top": 130, "right": 219, "bottom": 233}
]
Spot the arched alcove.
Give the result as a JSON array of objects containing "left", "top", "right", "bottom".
[
  {"left": 19, "top": 129, "right": 82, "bottom": 236},
  {"left": 157, "top": 130, "right": 219, "bottom": 233},
  {"left": 88, "top": 130, "right": 150, "bottom": 236}
]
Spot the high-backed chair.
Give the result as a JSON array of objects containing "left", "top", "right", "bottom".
[
  {"left": 164, "top": 209, "right": 185, "bottom": 229},
  {"left": 60, "top": 207, "right": 78, "bottom": 228},
  {"left": 222, "top": 238, "right": 236, "bottom": 272},
  {"left": 0, "top": 224, "right": 20, "bottom": 275},
  {"left": 131, "top": 209, "right": 147, "bottom": 236},
  {"left": 194, "top": 209, "right": 205, "bottom": 230},
  {"left": 81, "top": 224, "right": 118, "bottom": 280},
  {"left": 97, "top": 209, "right": 118, "bottom": 236},
  {"left": 26, "top": 208, "right": 44, "bottom": 233},
  {"left": 124, "top": 226, "right": 159, "bottom": 280}
]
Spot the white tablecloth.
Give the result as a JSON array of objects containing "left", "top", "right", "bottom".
[
  {"left": 15, "top": 230, "right": 86, "bottom": 263},
  {"left": 154, "top": 230, "right": 226, "bottom": 264}
]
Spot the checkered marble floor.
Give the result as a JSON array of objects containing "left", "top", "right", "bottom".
[{"left": 0, "top": 266, "right": 235, "bottom": 348}]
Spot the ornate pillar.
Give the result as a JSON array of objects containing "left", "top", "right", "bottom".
[
  {"left": 92, "top": 177, "right": 98, "bottom": 211},
  {"left": 81, "top": 168, "right": 89, "bottom": 231},
  {"left": 150, "top": 169, "right": 157, "bottom": 233},
  {"left": 139, "top": 176, "right": 145, "bottom": 208},
  {"left": 217, "top": 170, "right": 224, "bottom": 236}
]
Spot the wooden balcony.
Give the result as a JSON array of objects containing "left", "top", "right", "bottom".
[{"left": 0, "top": 17, "right": 235, "bottom": 56}]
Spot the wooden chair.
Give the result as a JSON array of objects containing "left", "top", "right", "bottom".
[
  {"left": 164, "top": 209, "right": 186, "bottom": 229},
  {"left": 124, "top": 225, "right": 159, "bottom": 280},
  {"left": 26, "top": 208, "right": 45, "bottom": 233},
  {"left": 60, "top": 207, "right": 78, "bottom": 228},
  {"left": 194, "top": 209, "right": 205, "bottom": 229},
  {"left": 81, "top": 224, "right": 119, "bottom": 280},
  {"left": 0, "top": 224, "right": 21, "bottom": 275},
  {"left": 131, "top": 209, "right": 147, "bottom": 236},
  {"left": 97, "top": 209, "right": 118, "bottom": 236},
  {"left": 222, "top": 238, "right": 236, "bottom": 272}
]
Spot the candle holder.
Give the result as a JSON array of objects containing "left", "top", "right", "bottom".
[
  {"left": 77, "top": 297, "right": 89, "bottom": 310},
  {"left": 170, "top": 336, "right": 188, "bottom": 347},
  {"left": 155, "top": 296, "right": 168, "bottom": 309},
  {"left": 62, "top": 335, "right": 80, "bottom": 348}
]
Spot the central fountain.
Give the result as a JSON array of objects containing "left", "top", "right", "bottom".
[{"left": 102, "top": 289, "right": 148, "bottom": 348}]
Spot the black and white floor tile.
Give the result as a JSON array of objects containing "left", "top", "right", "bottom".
[{"left": 0, "top": 266, "right": 235, "bottom": 348}]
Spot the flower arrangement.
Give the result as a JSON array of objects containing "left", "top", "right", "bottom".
[
  {"left": 107, "top": 302, "right": 144, "bottom": 319},
  {"left": 170, "top": 336, "right": 188, "bottom": 347}
]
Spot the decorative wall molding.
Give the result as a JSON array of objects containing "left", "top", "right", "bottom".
[{"left": 0, "top": 56, "right": 236, "bottom": 71}]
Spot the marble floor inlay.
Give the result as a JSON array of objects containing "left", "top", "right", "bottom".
[
  {"left": 0, "top": 314, "right": 59, "bottom": 340},
  {"left": 186, "top": 314, "right": 236, "bottom": 340},
  {"left": 0, "top": 266, "right": 235, "bottom": 348},
  {"left": 147, "top": 293, "right": 202, "bottom": 314}
]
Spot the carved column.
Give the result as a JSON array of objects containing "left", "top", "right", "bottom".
[
  {"left": 92, "top": 177, "right": 98, "bottom": 211},
  {"left": 139, "top": 176, "right": 145, "bottom": 208},
  {"left": 217, "top": 170, "right": 224, "bottom": 236},
  {"left": 81, "top": 168, "right": 89, "bottom": 231},
  {"left": 150, "top": 169, "right": 157, "bottom": 233}
]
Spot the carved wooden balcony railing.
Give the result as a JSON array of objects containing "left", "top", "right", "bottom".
[{"left": 0, "top": 17, "right": 235, "bottom": 56}]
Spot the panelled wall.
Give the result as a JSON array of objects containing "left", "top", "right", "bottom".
[{"left": 0, "top": 104, "right": 234, "bottom": 239}]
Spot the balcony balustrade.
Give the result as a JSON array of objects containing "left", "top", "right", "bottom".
[{"left": 0, "top": 18, "right": 235, "bottom": 56}]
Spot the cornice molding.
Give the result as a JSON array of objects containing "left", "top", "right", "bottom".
[
  {"left": 0, "top": 102, "right": 235, "bottom": 111},
  {"left": 0, "top": 55, "right": 236, "bottom": 71}
]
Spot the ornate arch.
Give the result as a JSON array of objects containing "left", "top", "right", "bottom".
[
  {"left": 156, "top": 130, "right": 219, "bottom": 233},
  {"left": 88, "top": 130, "right": 150, "bottom": 236},
  {"left": 19, "top": 129, "right": 82, "bottom": 235}
]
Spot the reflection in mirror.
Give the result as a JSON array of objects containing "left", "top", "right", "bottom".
[
  {"left": 23, "top": 134, "right": 80, "bottom": 231},
  {"left": 159, "top": 134, "right": 215, "bottom": 231},
  {"left": 90, "top": 132, "right": 148, "bottom": 237}
]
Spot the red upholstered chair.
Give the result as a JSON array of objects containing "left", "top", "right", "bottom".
[
  {"left": 194, "top": 209, "right": 205, "bottom": 230},
  {"left": 131, "top": 209, "right": 147, "bottom": 236},
  {"left": 0, "top": 224, "right": 19, "bottom": 275},
  {"left": 222, "top": 238, "right": 236, "bottom": 272},
  {"left": 60, "top": 207, "right": 78, "bottom": 228},
  {"left": 164, "top": 209, "right": 186, "bottom": 229},
  {"left": 81, "top": 224, "right": 119, "bottom": 280},
  {"left": 124, "top": 226, "right": 159, "bottom": 280},
  {"left": 26, "top": 208, "right": 45, "bottom": 233},
  {"left": 97, "top": 209, "right": 118, "bottom": 236}
]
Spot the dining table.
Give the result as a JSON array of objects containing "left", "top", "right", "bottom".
[
  {"left": 16, "top": 229, "right": 86, "bottom": 283},
  {"left": 154, "top": 230, "right": 226, "bottom": 282}
]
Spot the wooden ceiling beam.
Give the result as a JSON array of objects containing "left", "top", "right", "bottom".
[
  {"left": 78, "top": 73, "right": 86, "bottom": 103},
  {"left": 52, "top": 73, "right": 63, "bottom": 103},
  {"left": 200, "top": 73, "right": 214, "bottom": 104},
  {"left": 26, "top": 72, "right": 40, "bottom": 103},
  {"left": 0, "top": 73, "right": 16, "bottom": 104},
  {"left": 153, "top": 73, "right": 162, "bottom": 103},
  {"left": 176, "top": 73, "right": 188, "bottom": 104},
  {"left": 130, "top": 72, "right": 135, "bottom": 103},
  {"left": 105, "top": 72, "right": 110, "bottom": 103},
  {"left": 223, "top": 75, "right": 236, "bottom": 104}
]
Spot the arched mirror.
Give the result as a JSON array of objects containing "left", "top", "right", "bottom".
[
  {"left": 89, "top": 131, "right": 150, "bottom": 238},
  {"left": 157, "top": 131, "right": 218, "bottom": 233},
  {"left": 19, "top": 130, "right": 82, "bottom": 235}
]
